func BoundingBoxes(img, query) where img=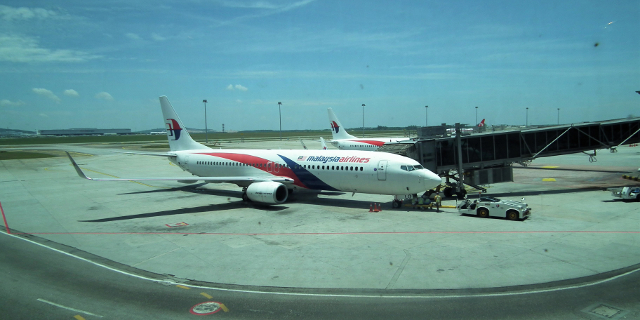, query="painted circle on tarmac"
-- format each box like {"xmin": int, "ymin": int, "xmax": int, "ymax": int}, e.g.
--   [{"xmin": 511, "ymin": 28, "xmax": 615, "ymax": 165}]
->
[{"xmin": 190, "ymin": 301, "xmax": 223, "ymax": 315}]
